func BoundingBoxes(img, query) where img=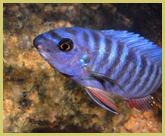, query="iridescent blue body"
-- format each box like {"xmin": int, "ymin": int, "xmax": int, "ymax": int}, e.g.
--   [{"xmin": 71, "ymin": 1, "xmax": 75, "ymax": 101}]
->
[{"xmin": 34, "ymin": 27, "xmax": 162, "ymax": 113}]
